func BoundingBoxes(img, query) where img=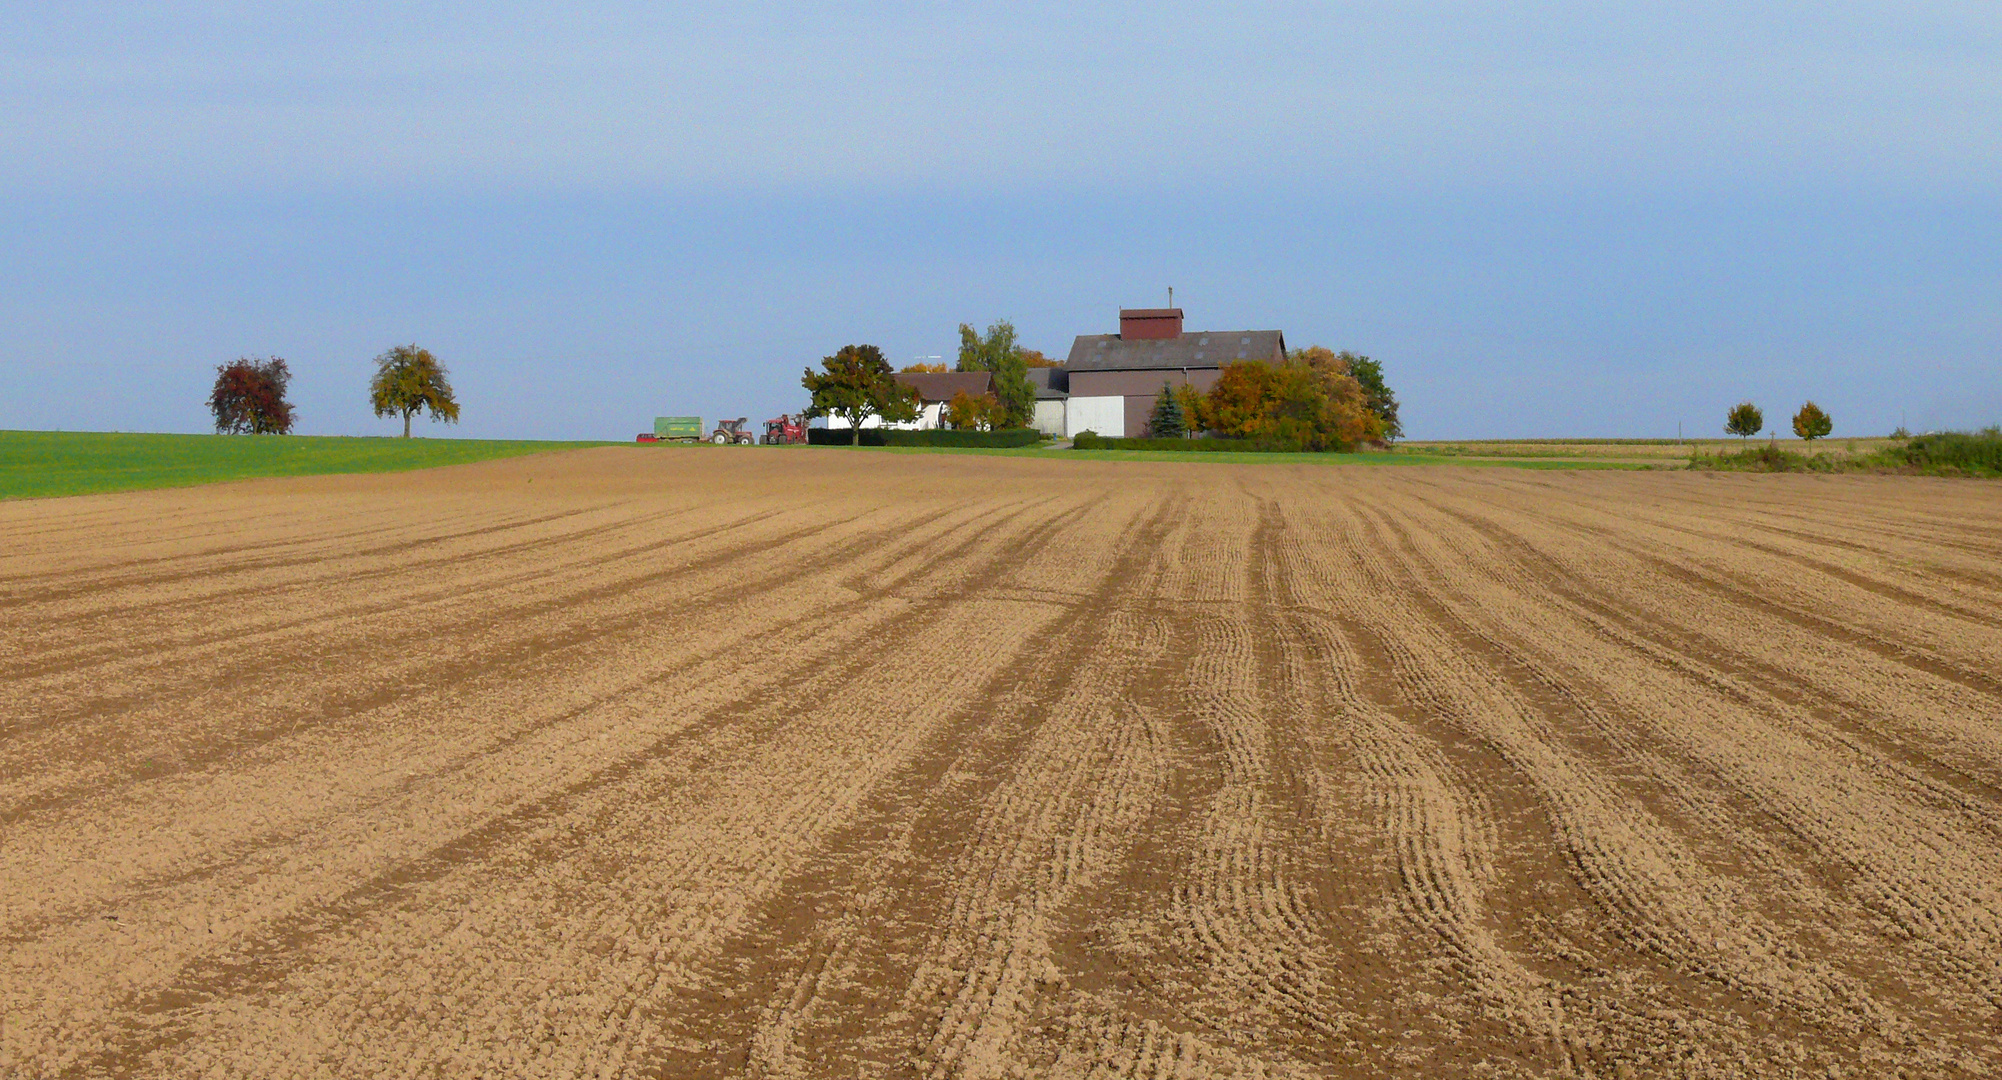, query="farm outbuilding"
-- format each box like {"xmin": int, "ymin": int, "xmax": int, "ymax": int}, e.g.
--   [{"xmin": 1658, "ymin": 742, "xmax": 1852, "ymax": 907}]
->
[
  {"xmin": 1026, "ymin": 367, "xmax": 1068, "ymax": 437},
  {"xmin": 1061, "ymin": 309, "xmax": 1285, "ymax": 437}
]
